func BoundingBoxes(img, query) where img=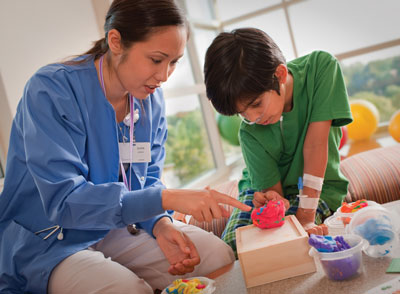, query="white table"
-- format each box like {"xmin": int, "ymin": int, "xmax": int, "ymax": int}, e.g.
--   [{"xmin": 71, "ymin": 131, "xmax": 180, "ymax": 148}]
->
[{"xmin": 211, "ymin": 200, "xmax": 400, "ymax": 294}]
